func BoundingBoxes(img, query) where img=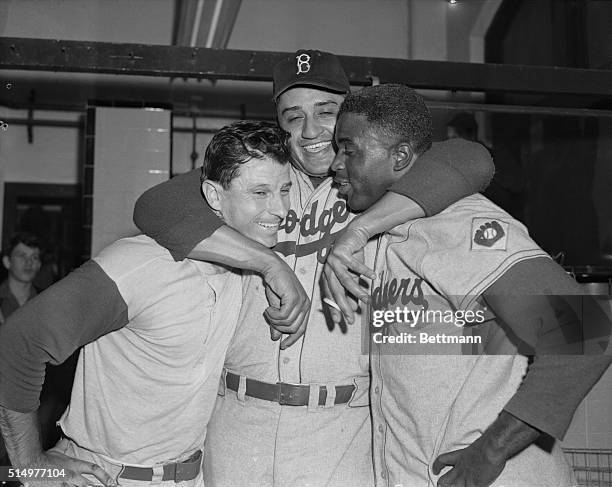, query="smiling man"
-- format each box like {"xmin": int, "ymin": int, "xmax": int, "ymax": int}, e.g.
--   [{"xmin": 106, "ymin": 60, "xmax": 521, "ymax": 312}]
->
[
  {"xmin": 132, "ymin": 50, "xmax": 495, "ymax": 487},
  {"xmin": 330, "ymin": 84, "xmax": 611, "ymax": 487},
  {"xmin": 0, "ymin": 121, "xmax": 292, "ymax": 487}
]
